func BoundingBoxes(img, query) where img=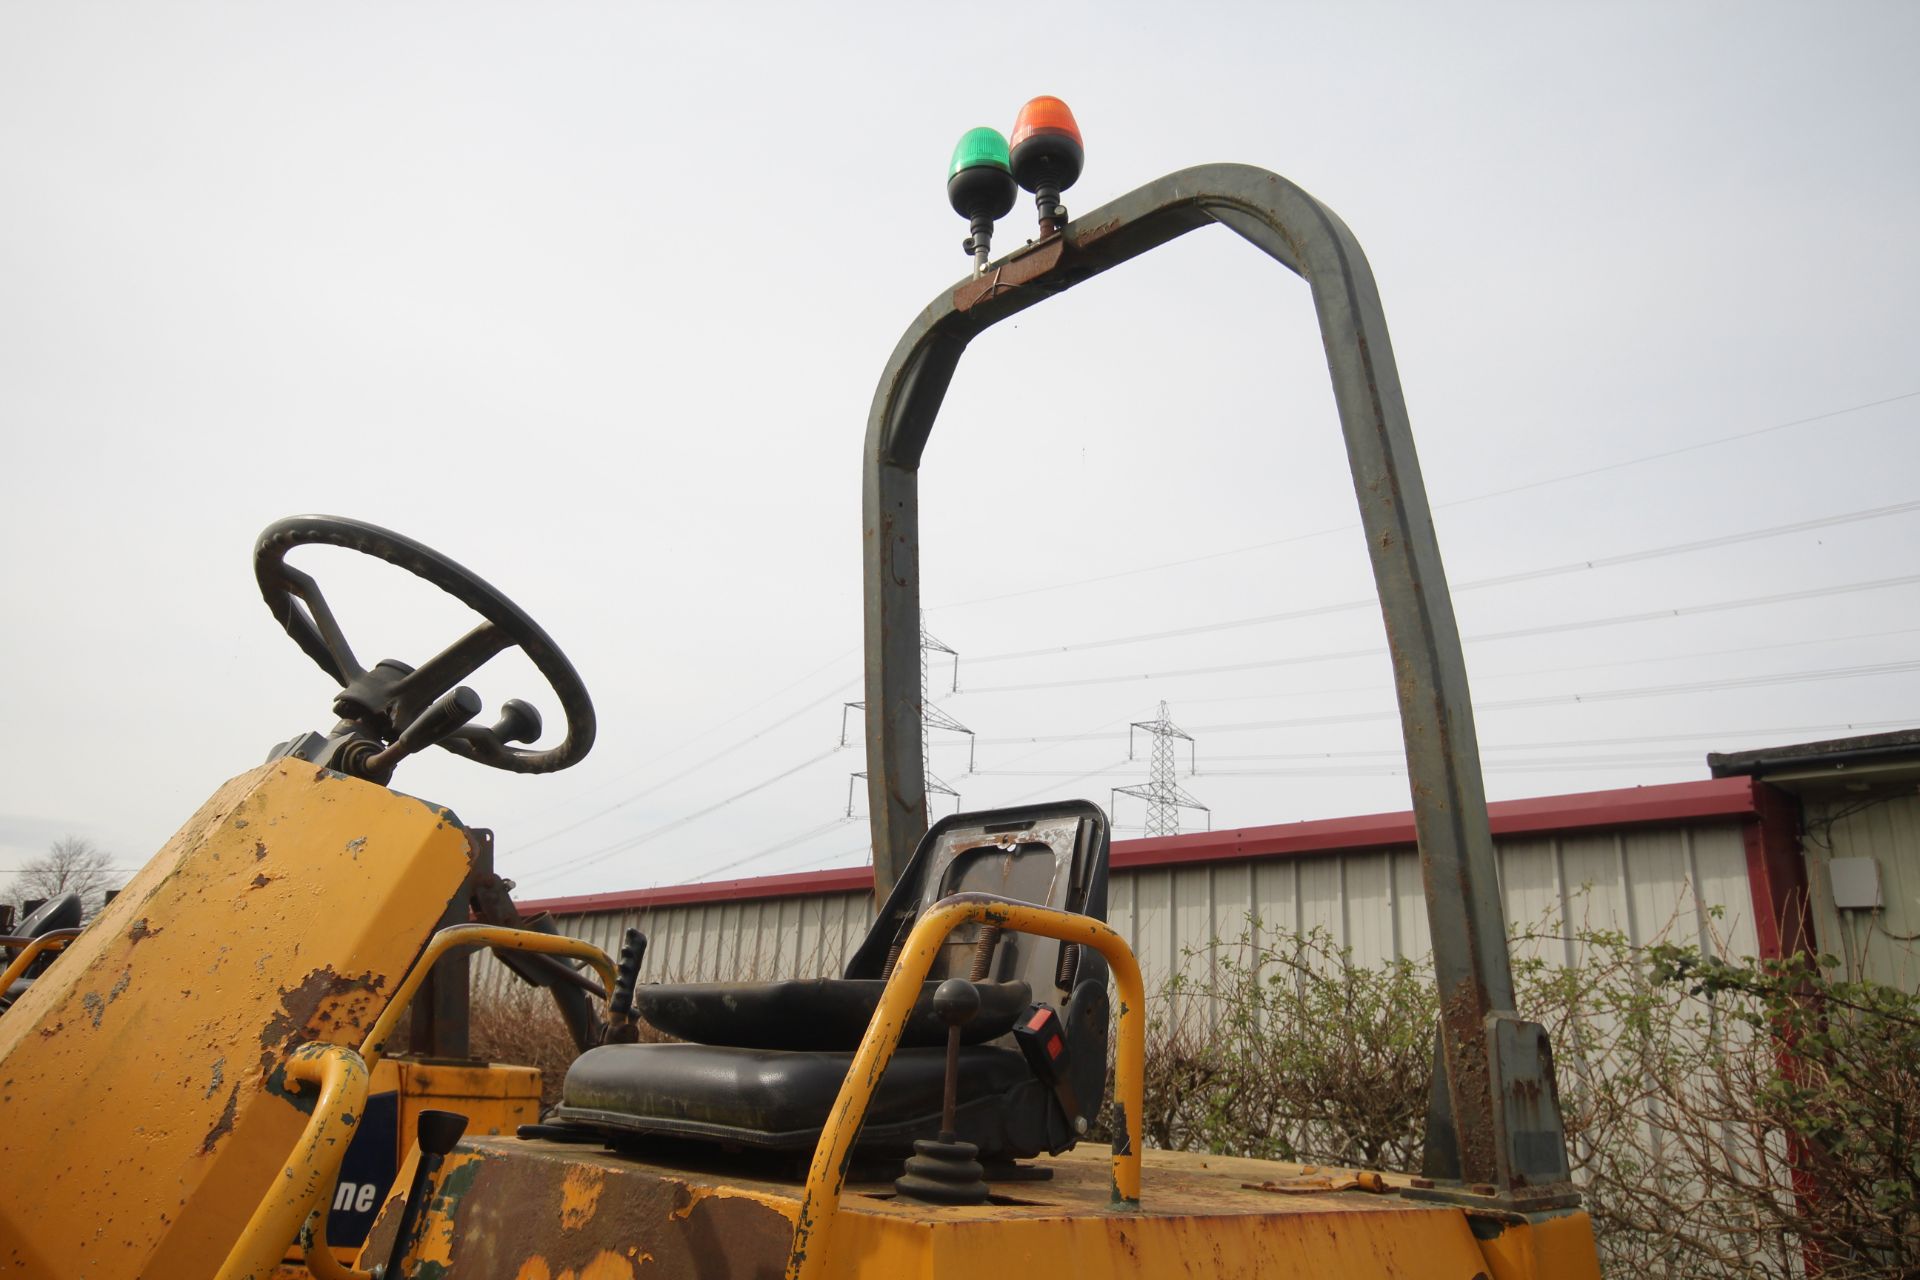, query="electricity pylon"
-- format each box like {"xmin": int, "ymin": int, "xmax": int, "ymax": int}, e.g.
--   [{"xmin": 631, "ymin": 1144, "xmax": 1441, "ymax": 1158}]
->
[
  {"xmin": 1111, "ymin": 701, "xmax": 1208, "ymax": 836},
  {"xmin": 842, "ymin": 628, "xmax": 972, "ymax": 817}
]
